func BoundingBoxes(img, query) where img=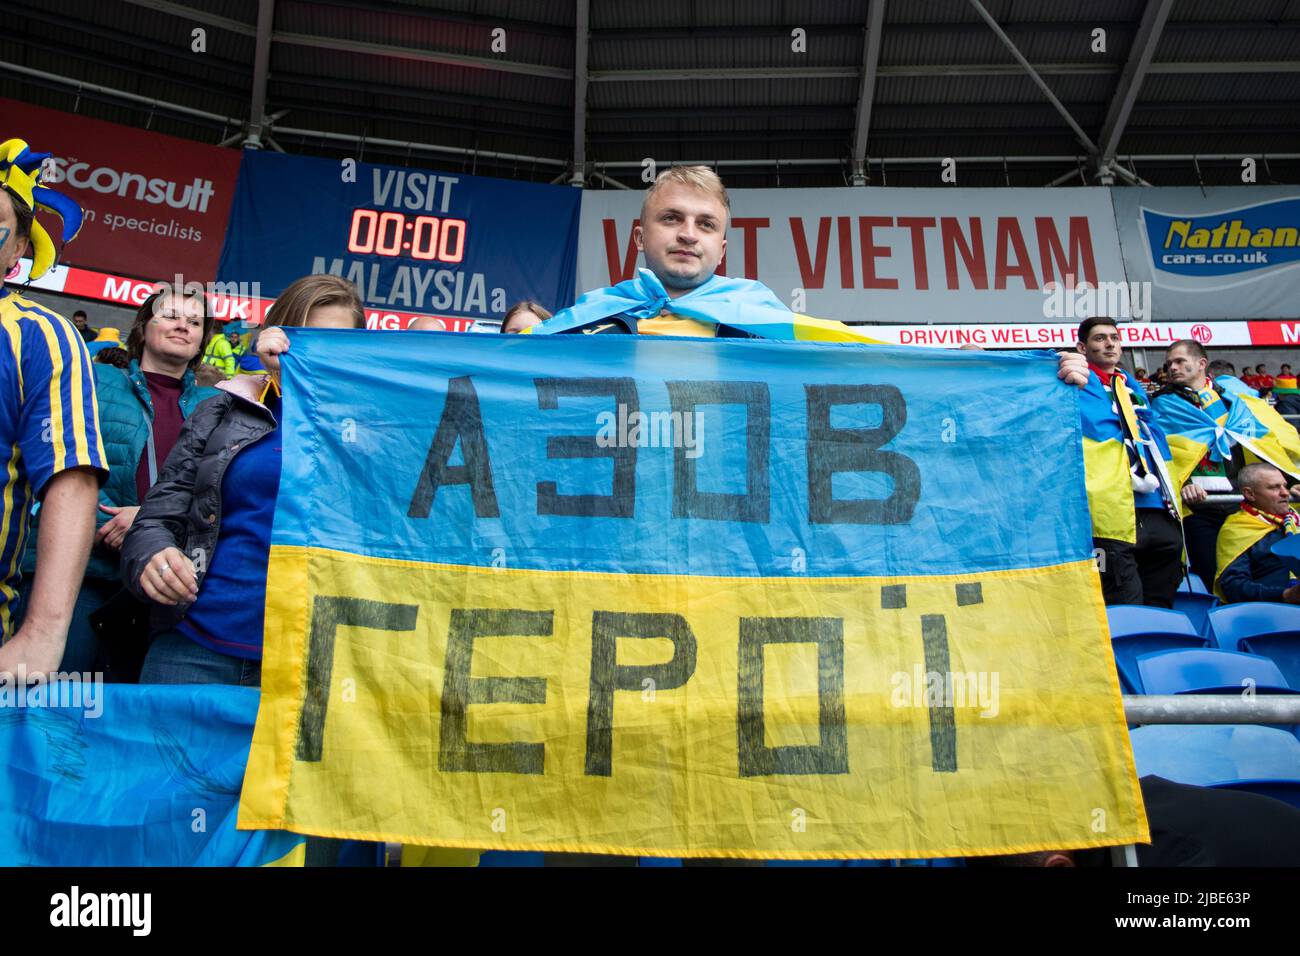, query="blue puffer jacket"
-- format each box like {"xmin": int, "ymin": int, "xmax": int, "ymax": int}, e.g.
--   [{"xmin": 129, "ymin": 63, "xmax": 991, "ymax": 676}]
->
[{"xmin": 23, "ymin": 360, "xmax": 218, "ymax": 582}]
